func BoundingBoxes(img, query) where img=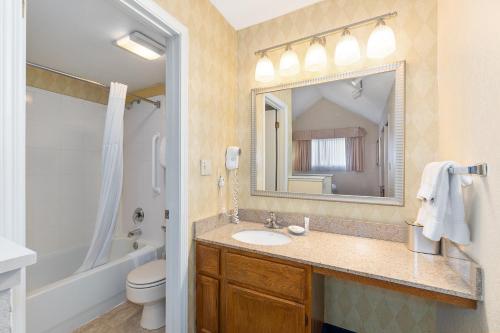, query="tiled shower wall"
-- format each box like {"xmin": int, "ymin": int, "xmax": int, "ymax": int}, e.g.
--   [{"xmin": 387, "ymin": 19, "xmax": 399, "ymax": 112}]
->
[
  {"xmin": 119, "ymin": 94, "xmax": 166, "ymax": 245},
  {"xmin": 26, "ymin": 87, "xmax": 105, "ymax": 258}
]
